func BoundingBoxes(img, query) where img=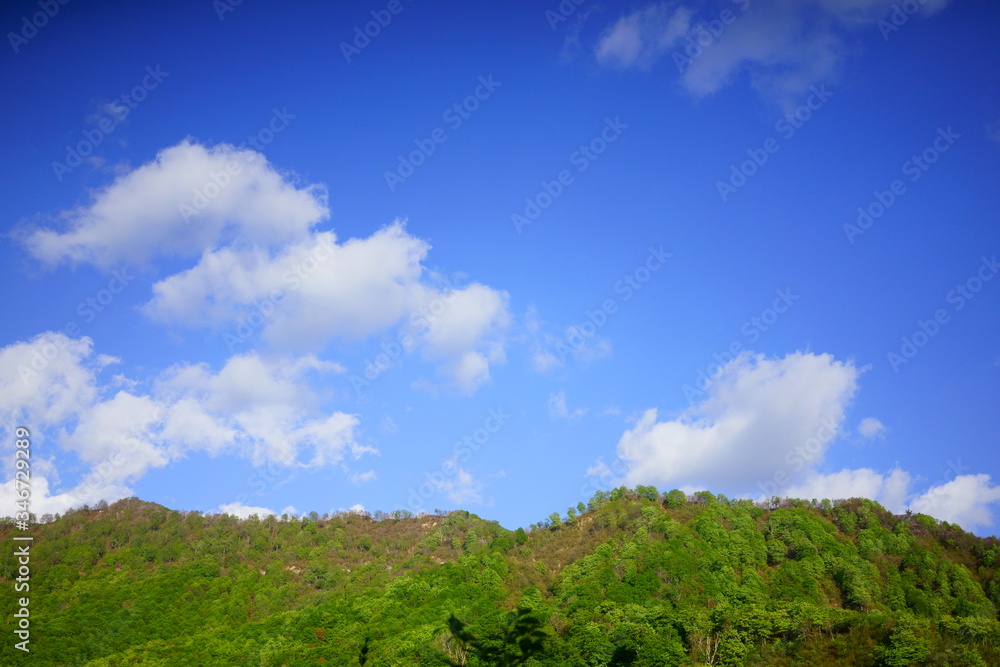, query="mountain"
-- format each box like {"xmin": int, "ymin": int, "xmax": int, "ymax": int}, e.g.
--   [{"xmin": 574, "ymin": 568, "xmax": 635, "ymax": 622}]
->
[{"xmin": 2, "ymin": 489, "xmax": 999, "ymax": 666}]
